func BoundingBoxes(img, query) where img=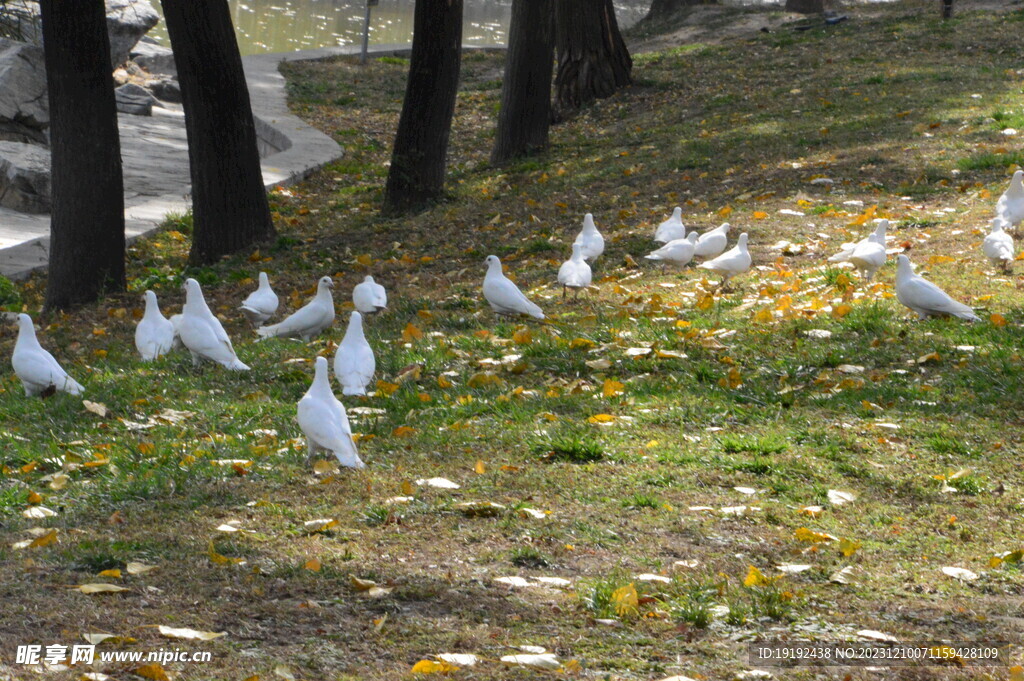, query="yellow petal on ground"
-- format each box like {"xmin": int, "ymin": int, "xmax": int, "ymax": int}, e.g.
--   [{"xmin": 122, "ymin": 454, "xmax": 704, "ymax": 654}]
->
[
  {"xmin": 157, "ymin": 625, "xmax": 226, "ymax": 641},
  {"xmin": 350, "ymin": 575, "xmax": 378, "ymax": 591},
  {"xmin": 410, "ymin": 659, "xmax": 459, "ymax": 674},
  {"xmin": 744, "ymin": 565, "xmax": 771, "ymax": 587},
  {"xmin": 602, "ymin": 379, "xmax": 625, "ymax": 398},
  {"xmin": 794, "ymin": 527, "xmax": 838, "ymax": 543},
  {"xmin": 76, "ymin": 584, "xmax": 129, "ymax": 594},
  {"xmin": 126, "ymin": 562, "xmax": 158, "ymax": 575},
  {"xmin": 133, "ymin": 663, "xmax": 170, "ymax": 681},
  {"xmin": 611, "ymin": 583, "xmax": 638, "ymax": 616}
]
